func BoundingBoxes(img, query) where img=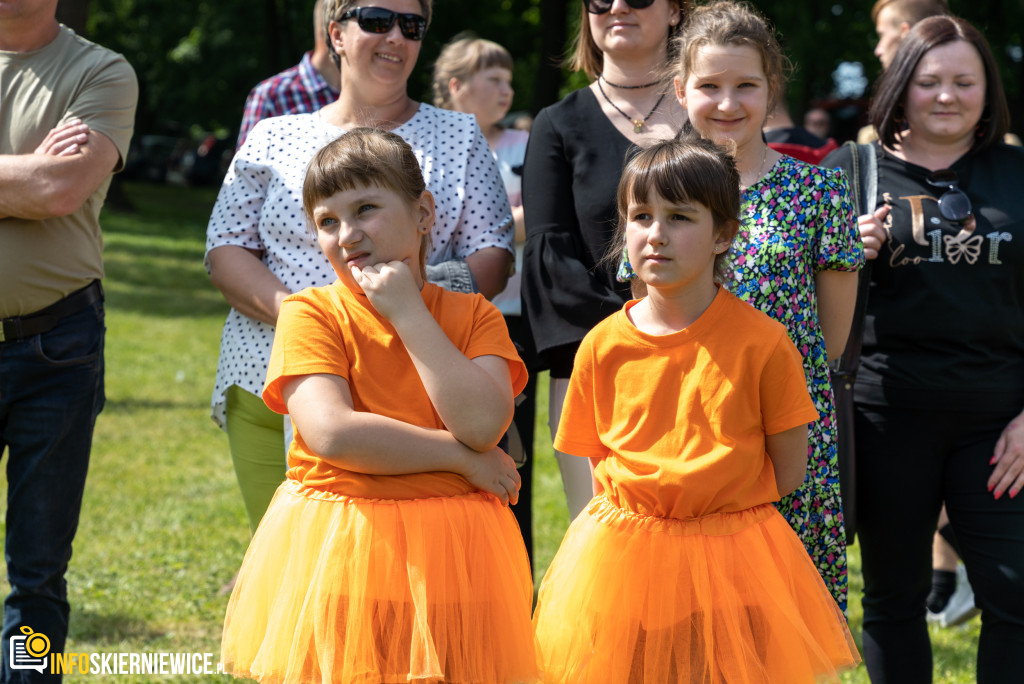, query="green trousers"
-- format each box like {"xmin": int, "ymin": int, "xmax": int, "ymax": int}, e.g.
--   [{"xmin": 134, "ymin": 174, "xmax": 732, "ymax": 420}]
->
[{"xmin": 225, "ymin": 385, "xmax": 287, "ymax": 534}]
